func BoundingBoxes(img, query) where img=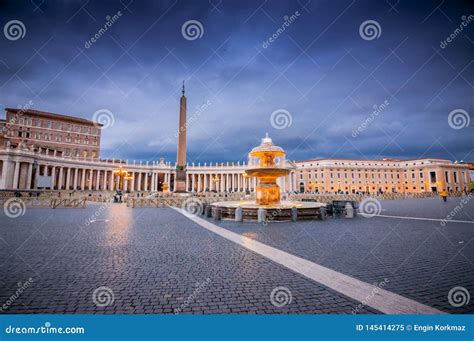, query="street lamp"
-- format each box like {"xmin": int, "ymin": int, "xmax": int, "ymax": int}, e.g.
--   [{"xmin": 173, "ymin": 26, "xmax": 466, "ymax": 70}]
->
[{"xmin": 113, "ymin": 165, "xmax": 132, "ymax": 191}]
